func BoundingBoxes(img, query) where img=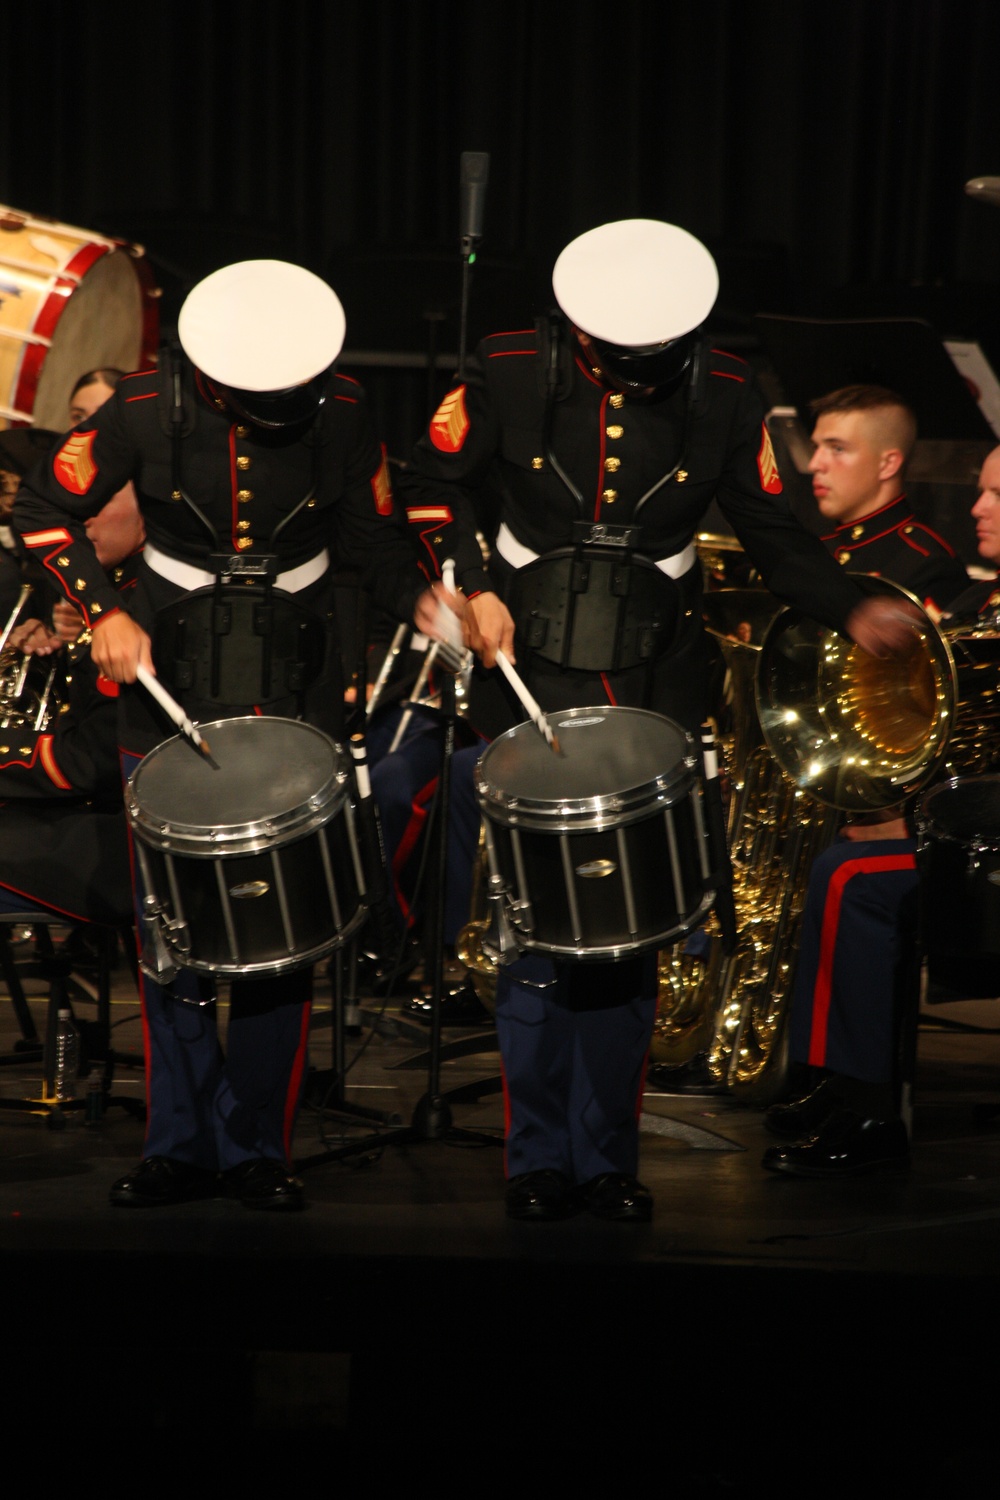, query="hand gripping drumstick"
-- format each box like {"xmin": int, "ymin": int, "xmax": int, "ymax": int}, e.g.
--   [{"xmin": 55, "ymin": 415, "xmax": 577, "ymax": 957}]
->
[
  {"xmin": 136, "ymin": 665, "xmax": 220, "ymax": 769},
  {"xmin": 440, "ymin": 556, "xmax": 560, "ymax": 756}
]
